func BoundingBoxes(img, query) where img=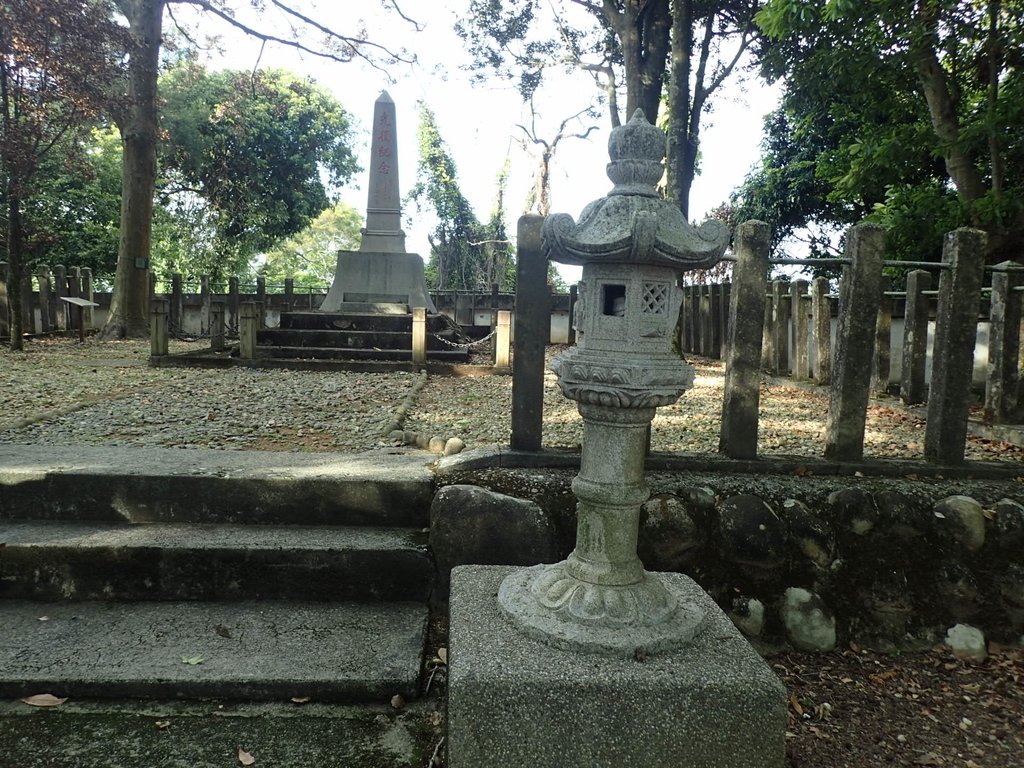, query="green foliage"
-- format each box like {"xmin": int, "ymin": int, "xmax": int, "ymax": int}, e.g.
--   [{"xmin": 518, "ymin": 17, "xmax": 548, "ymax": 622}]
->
[
  {"xmin": 744, "ymin": 0, "xmax": 1024, "ymax": 264},
  {"xmin": 158, "ymin": 64, "xmax": 360, "ymax": 280},
  {"xmin": 408, "ymin": 102, "xmax": 511, "ymax": 291},
  {"xmin": 259, "ymin": 202, "xmax": 363, "ymax": 288}
]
